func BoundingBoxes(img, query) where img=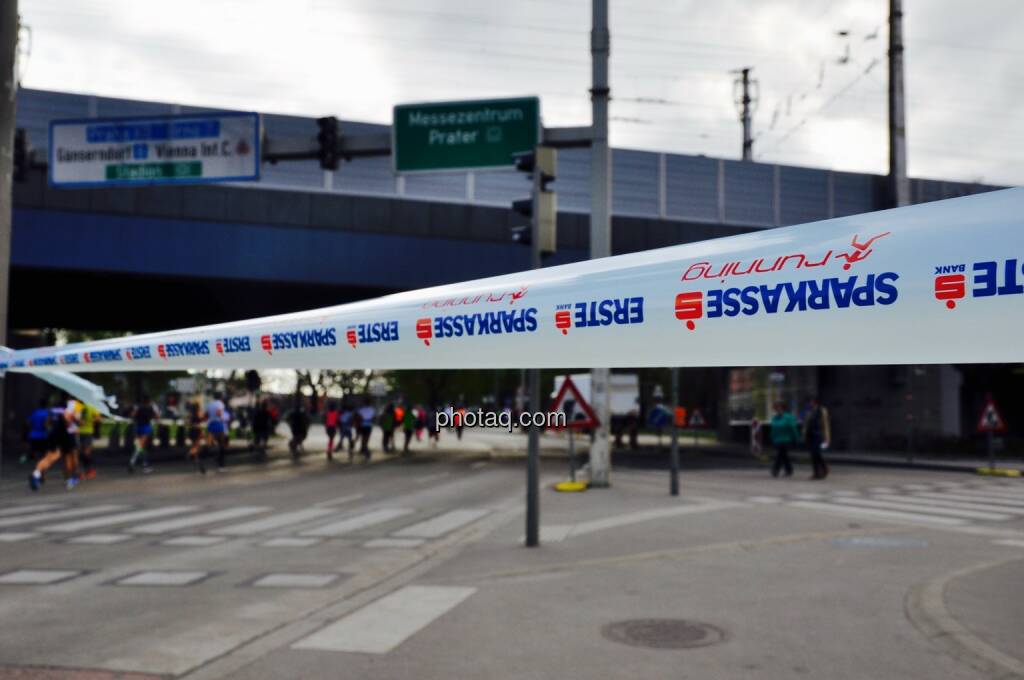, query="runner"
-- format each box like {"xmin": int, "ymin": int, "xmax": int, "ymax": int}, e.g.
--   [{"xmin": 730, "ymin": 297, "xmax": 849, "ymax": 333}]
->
[
  {"xmin": 62, "ymin": 398, "xmax": 83, "ymax": 489},
  {"xmin": 185, "ymin": 401, "xmax": 207, "ymax": 474},
  {"xmin": 251, "ymin": 399, "xmax": 272, "ymax": 458},
  {"xmin": 77, "ymin": 400, "xmax": 101, "ymax": 480},
  {"xmin": 205, "ymin": 392, "xmax": 229, "ymax": 471},
  {"xmin": 324, "ymin": 401, "xmax": 340, "ymax": 460},
  {"xmin": 128, "ymin": 395, "xmax": 159, "ymax": 474},
  {"xmin": 23, "ymin": 398, "xmax": 50, "ymax": 467},
  {"xmin": 28, "ymin": 397, "xmax": 76, "ymax": 492},
  {"xmin": 356, "ymin": 400, "xmax": 375, "ymax": 460},
  {"xmin": 338, "ymin": 402, "xmax": 355, "ymax": 462}
]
